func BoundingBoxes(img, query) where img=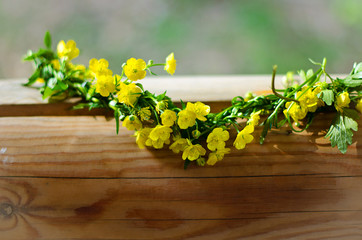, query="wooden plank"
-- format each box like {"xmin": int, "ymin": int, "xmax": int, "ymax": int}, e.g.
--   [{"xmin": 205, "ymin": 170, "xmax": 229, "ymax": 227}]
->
[
  {"xmin": 1, "ymin": 76, "xmax": 361, "ymax": 239},
  {"xmin": 0, "ymin": 76, "xmax": 278, "ymax": 116},
  {"xmin": 0, "ymin": 115, "xmax": 361, "ymax": 178},
  {"xmin": 1, "ymin": 175, "xmax": 362, "ymax": 239}
]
